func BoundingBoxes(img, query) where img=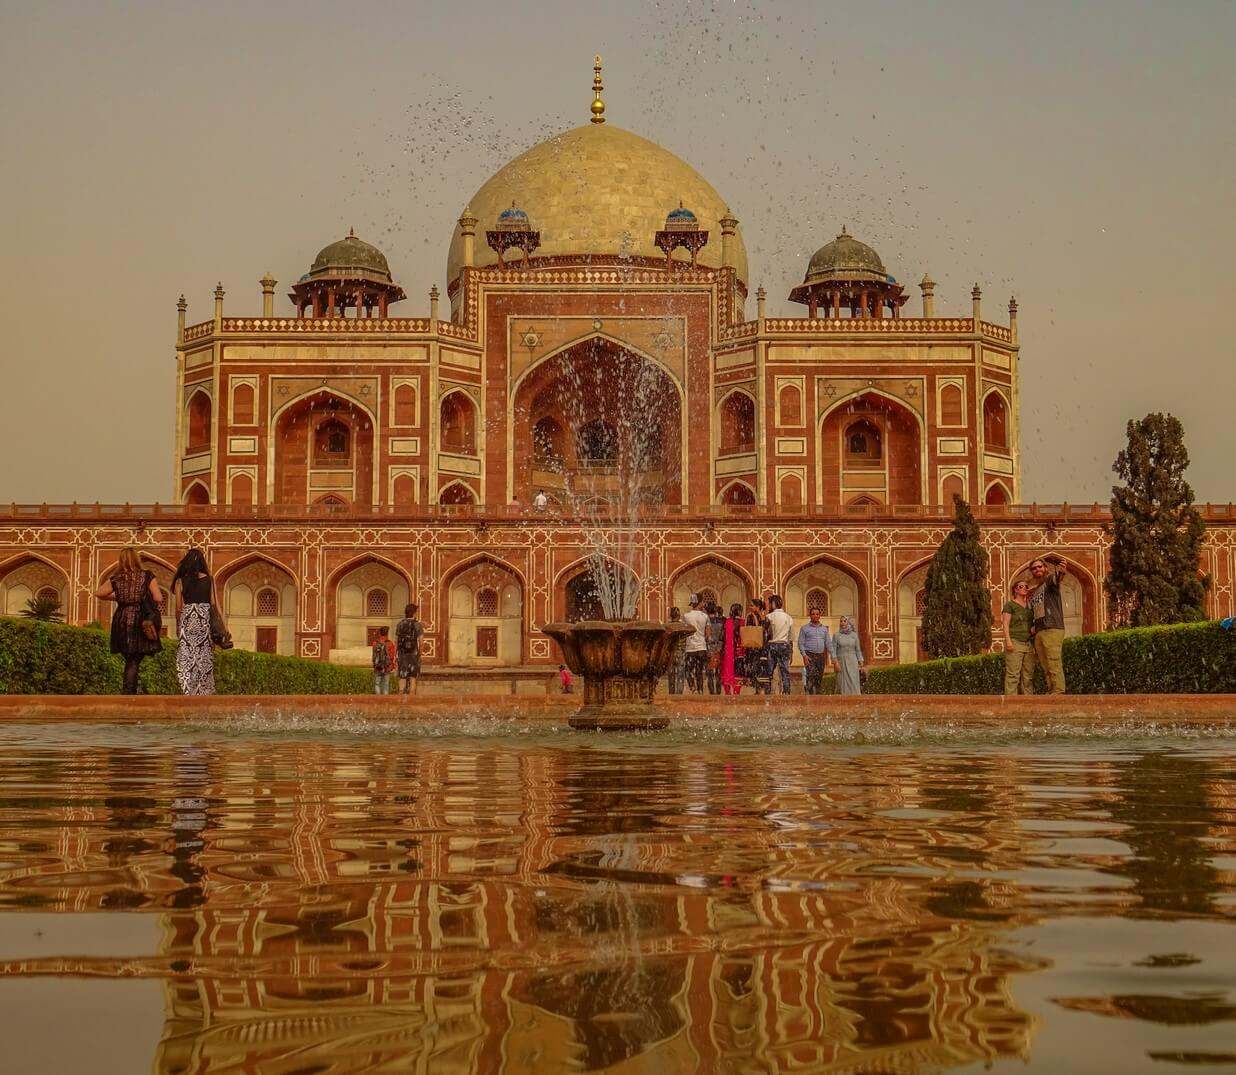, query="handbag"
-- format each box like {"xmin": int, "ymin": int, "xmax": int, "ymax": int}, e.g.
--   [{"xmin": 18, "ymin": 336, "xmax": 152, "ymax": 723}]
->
[
  {"xmin": 139, "ymin": 573, "xmax": 161, "ymax": 642},
  {"xmin": 740, "ymin": 624, "xmax": 765, "ymax": 650},
  {"xmin": 209, "ymin": 605, "xmax": 233, "ymax": 649}
]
